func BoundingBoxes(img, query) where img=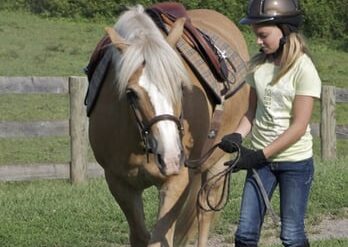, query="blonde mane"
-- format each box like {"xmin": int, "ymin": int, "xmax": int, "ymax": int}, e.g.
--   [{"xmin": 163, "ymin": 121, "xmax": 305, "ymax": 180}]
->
[{"xmin": 114, "ymin": 5, "xmax": 191, "ymax": 104}]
